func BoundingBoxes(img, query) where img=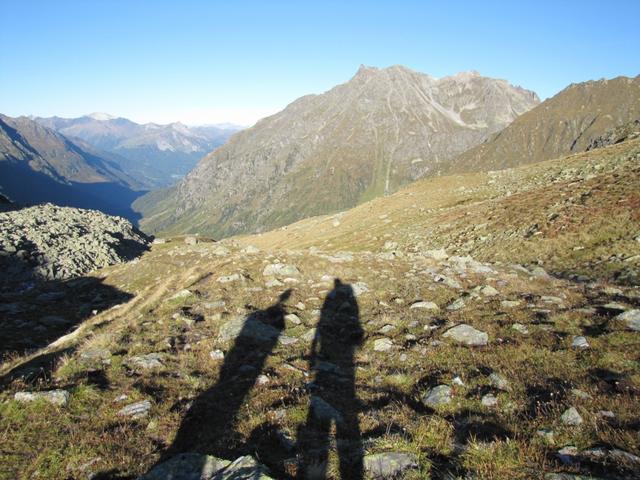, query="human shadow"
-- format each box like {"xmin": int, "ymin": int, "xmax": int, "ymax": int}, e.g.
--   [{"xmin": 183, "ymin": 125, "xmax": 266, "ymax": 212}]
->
[
  {"xmin": 297, "ymin": 279, "xmax": 364, "ymax": 479},
  {"xmin": 162, "ymin": 289, "xmax": 292, "ymax": 458}
]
